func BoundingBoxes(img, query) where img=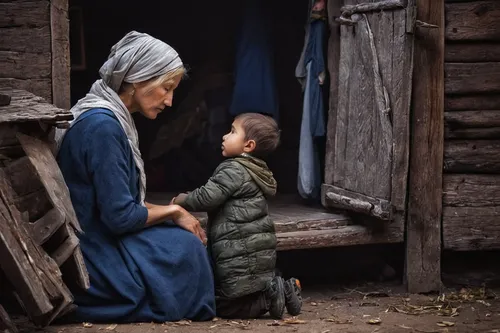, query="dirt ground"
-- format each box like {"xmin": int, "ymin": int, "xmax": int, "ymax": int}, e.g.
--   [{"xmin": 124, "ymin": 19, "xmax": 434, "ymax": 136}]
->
[{"xmin": 15, "ymin": 283, "xmax": 500, "ymax": 333}]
